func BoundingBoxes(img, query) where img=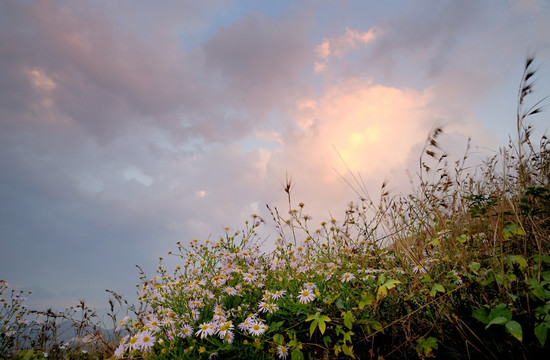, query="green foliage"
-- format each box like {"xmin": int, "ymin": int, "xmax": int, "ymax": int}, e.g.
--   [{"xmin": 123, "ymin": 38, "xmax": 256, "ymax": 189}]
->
[{"xmin": 305, "ymin": 312, "xmax": 331, "ymax": 337}]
